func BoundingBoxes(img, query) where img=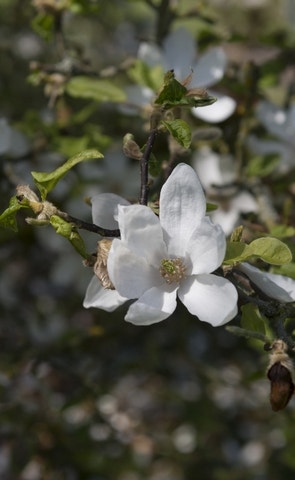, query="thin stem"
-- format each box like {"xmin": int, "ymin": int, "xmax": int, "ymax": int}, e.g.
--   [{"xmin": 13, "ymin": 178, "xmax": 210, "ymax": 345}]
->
[
  {"xmin": 140, "ymin": 128, "xmax": 158, "ymax": 205},
  {"xmin": 58, "ymin": 211, "xmax": 120, "ymax": 237}
]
